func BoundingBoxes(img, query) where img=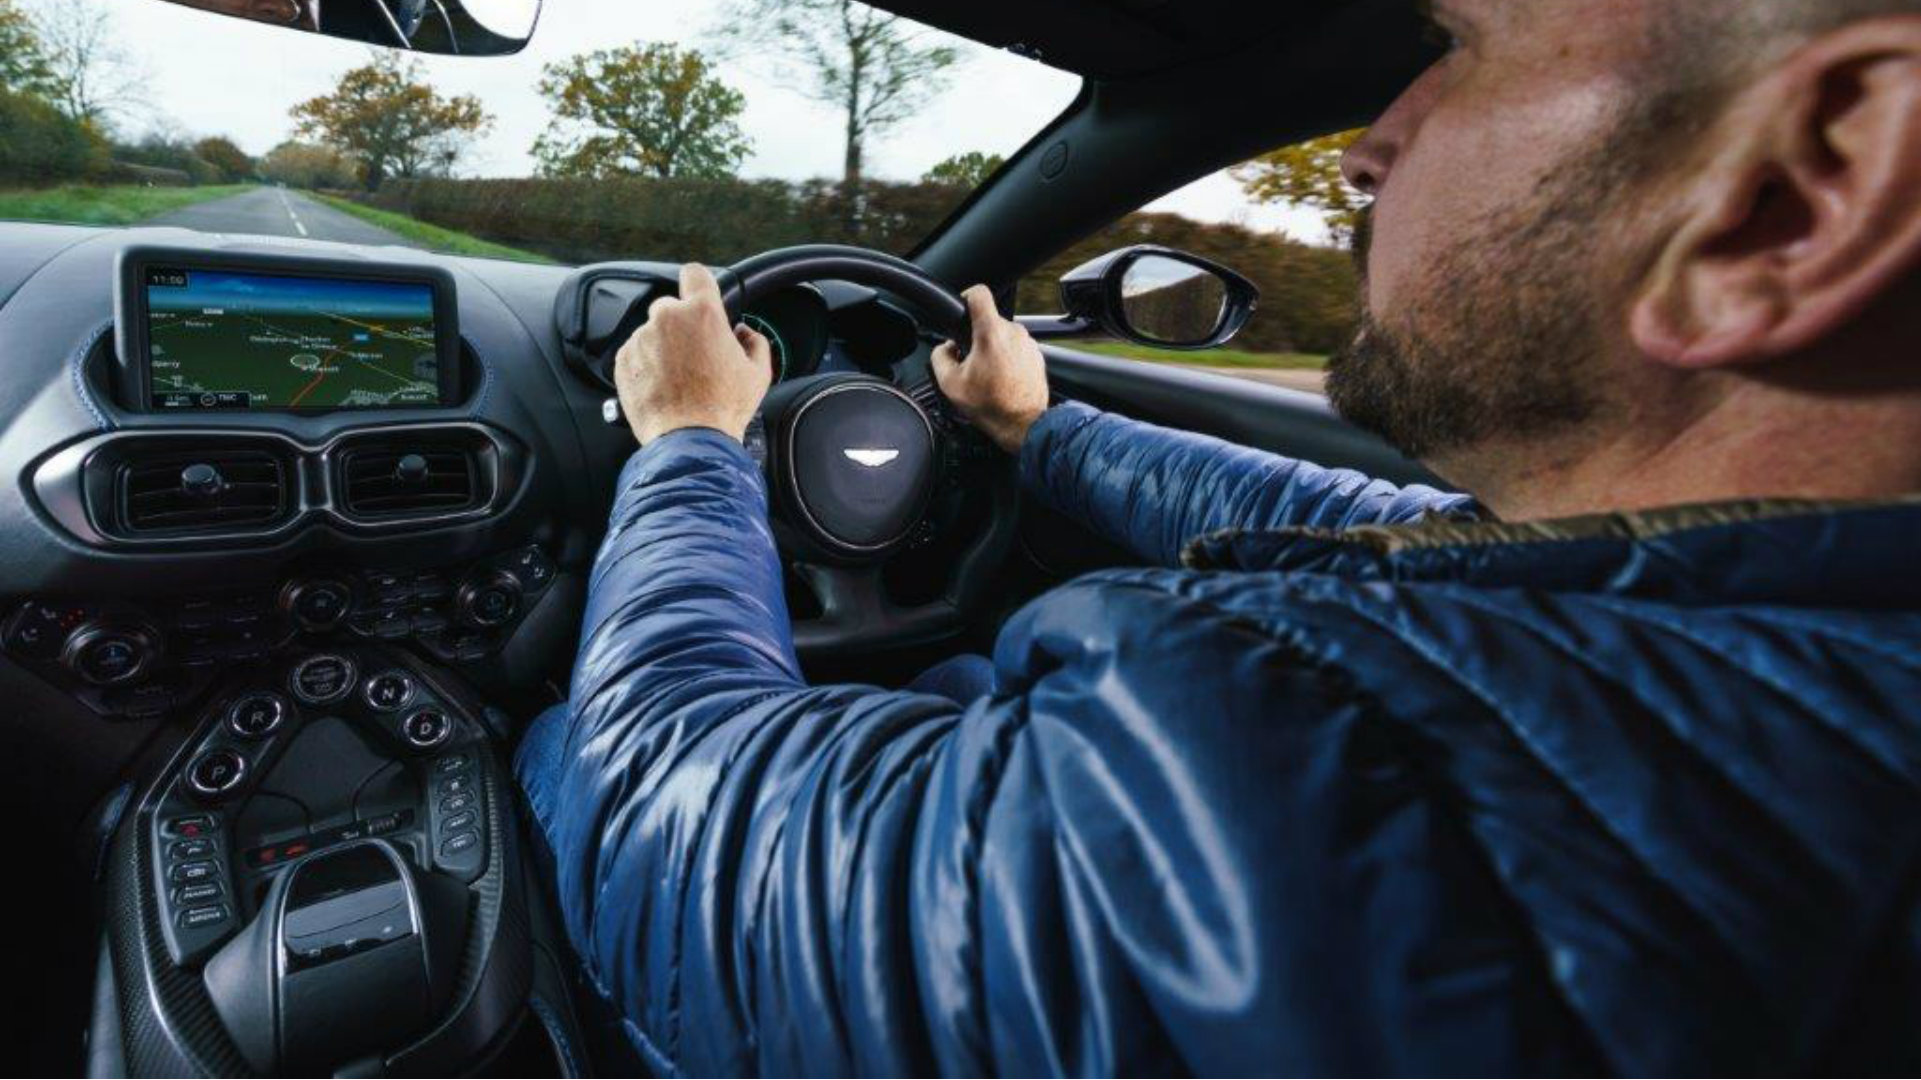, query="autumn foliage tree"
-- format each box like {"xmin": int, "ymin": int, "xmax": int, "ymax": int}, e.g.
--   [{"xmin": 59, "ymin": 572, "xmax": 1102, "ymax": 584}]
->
[
  {"xmin": 292, "ymin": 53, "xmax": 490, "ymax": 191},
  {"xmin": 922, "ymin": 150, "xmax": 1002, "ymax": 188},
  {"xmin": 261, "ymin": 140, "xmax": 357, "ymax": 189},
  {"xmin": 1233, "ymin": 129, "xmax": 1368, "ymax": 242},
  {"xmin": 0, "ymin": 0, "xmax": 55, "ymax": 96},
  {"xmin": 194, "ymin": 135, "xmax": 254, "ymax": 182},
  {"xmin": 534, "ymin": 44, "xmax": 749, "ymax": 180}
]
